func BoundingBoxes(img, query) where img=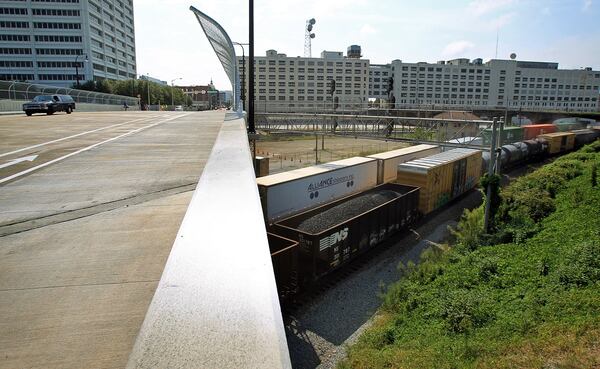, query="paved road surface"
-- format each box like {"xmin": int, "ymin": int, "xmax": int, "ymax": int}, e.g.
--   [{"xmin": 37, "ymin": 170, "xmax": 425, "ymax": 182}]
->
[{"xmin": 0, "ymin": 111, "xmax": 225, "ymax": 368}]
